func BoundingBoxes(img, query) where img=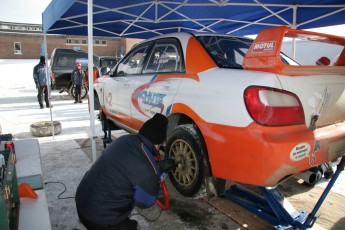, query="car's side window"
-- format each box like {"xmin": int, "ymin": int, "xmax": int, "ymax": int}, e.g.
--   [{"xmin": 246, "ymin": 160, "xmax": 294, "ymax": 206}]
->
[
  {"xmin": 115, "ymin": 44, "xmax": 151, "ymax": 75},
  {"xmin": 143, "ymin": 39, "xmax": 184, "ymax": 74}
]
